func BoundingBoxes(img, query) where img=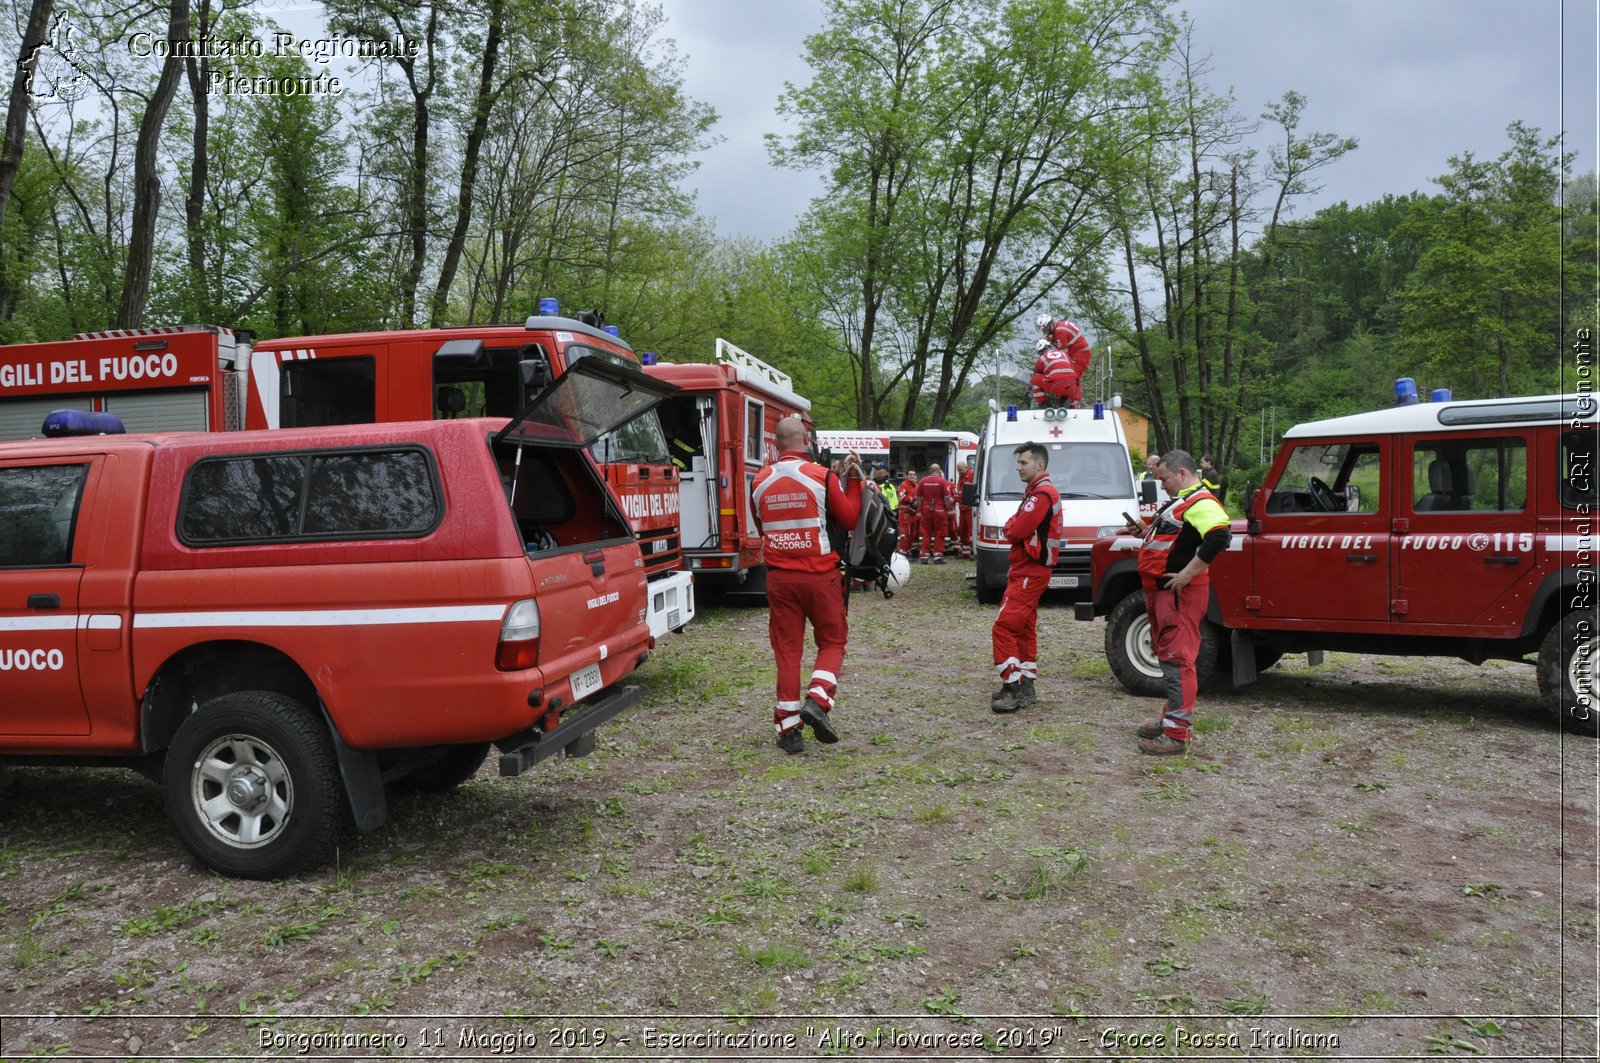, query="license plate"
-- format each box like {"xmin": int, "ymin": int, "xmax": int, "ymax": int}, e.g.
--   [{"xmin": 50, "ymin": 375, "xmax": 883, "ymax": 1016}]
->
[
  {"xmin": 570, "ymin": 662, "xmax": 603, "ymax": 702},
  {"xmin": 1048, "ymin": 575, "xmax": 1079, "ymax": 589}
]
